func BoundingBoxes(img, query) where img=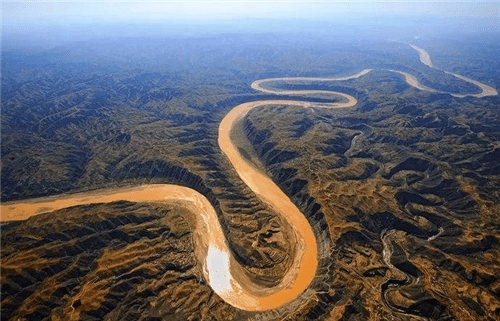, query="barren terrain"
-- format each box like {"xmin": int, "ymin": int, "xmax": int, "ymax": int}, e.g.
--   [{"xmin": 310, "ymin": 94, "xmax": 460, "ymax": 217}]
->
[{"xmin": 2, "ymin": 35, "xmax": 500, "ymax": 320}]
